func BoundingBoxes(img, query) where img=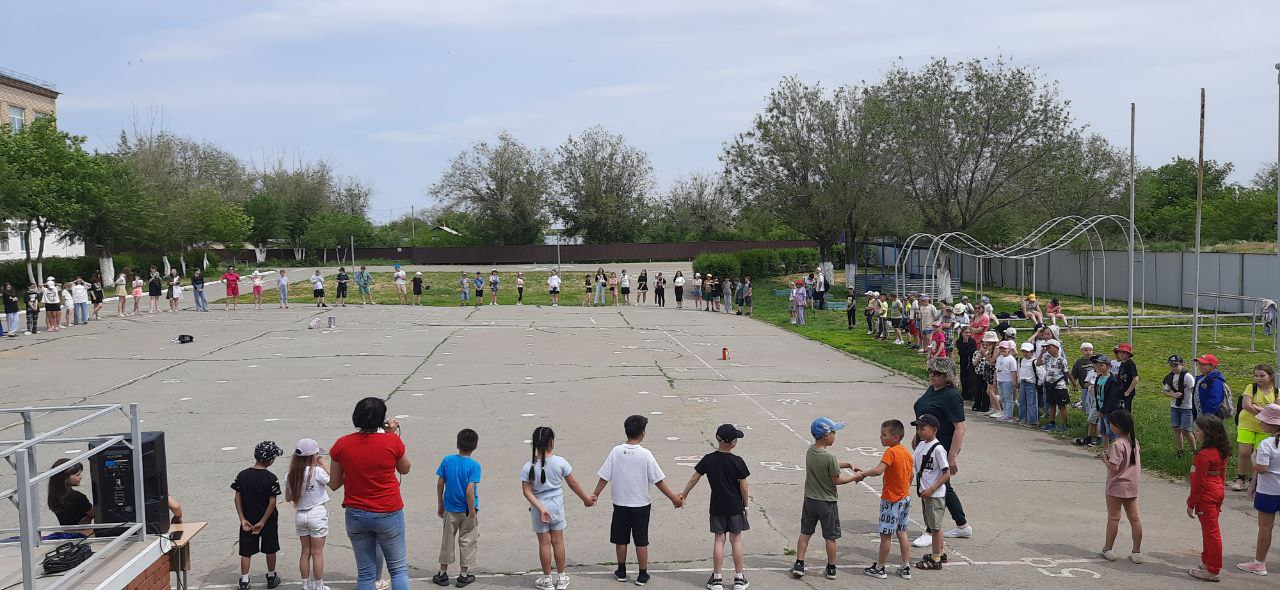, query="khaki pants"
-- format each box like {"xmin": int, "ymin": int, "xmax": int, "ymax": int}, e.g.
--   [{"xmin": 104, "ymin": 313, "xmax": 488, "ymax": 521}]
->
[{"xmin": 438, "ymin": 512, "xmax": 478, "ymax": 568}]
